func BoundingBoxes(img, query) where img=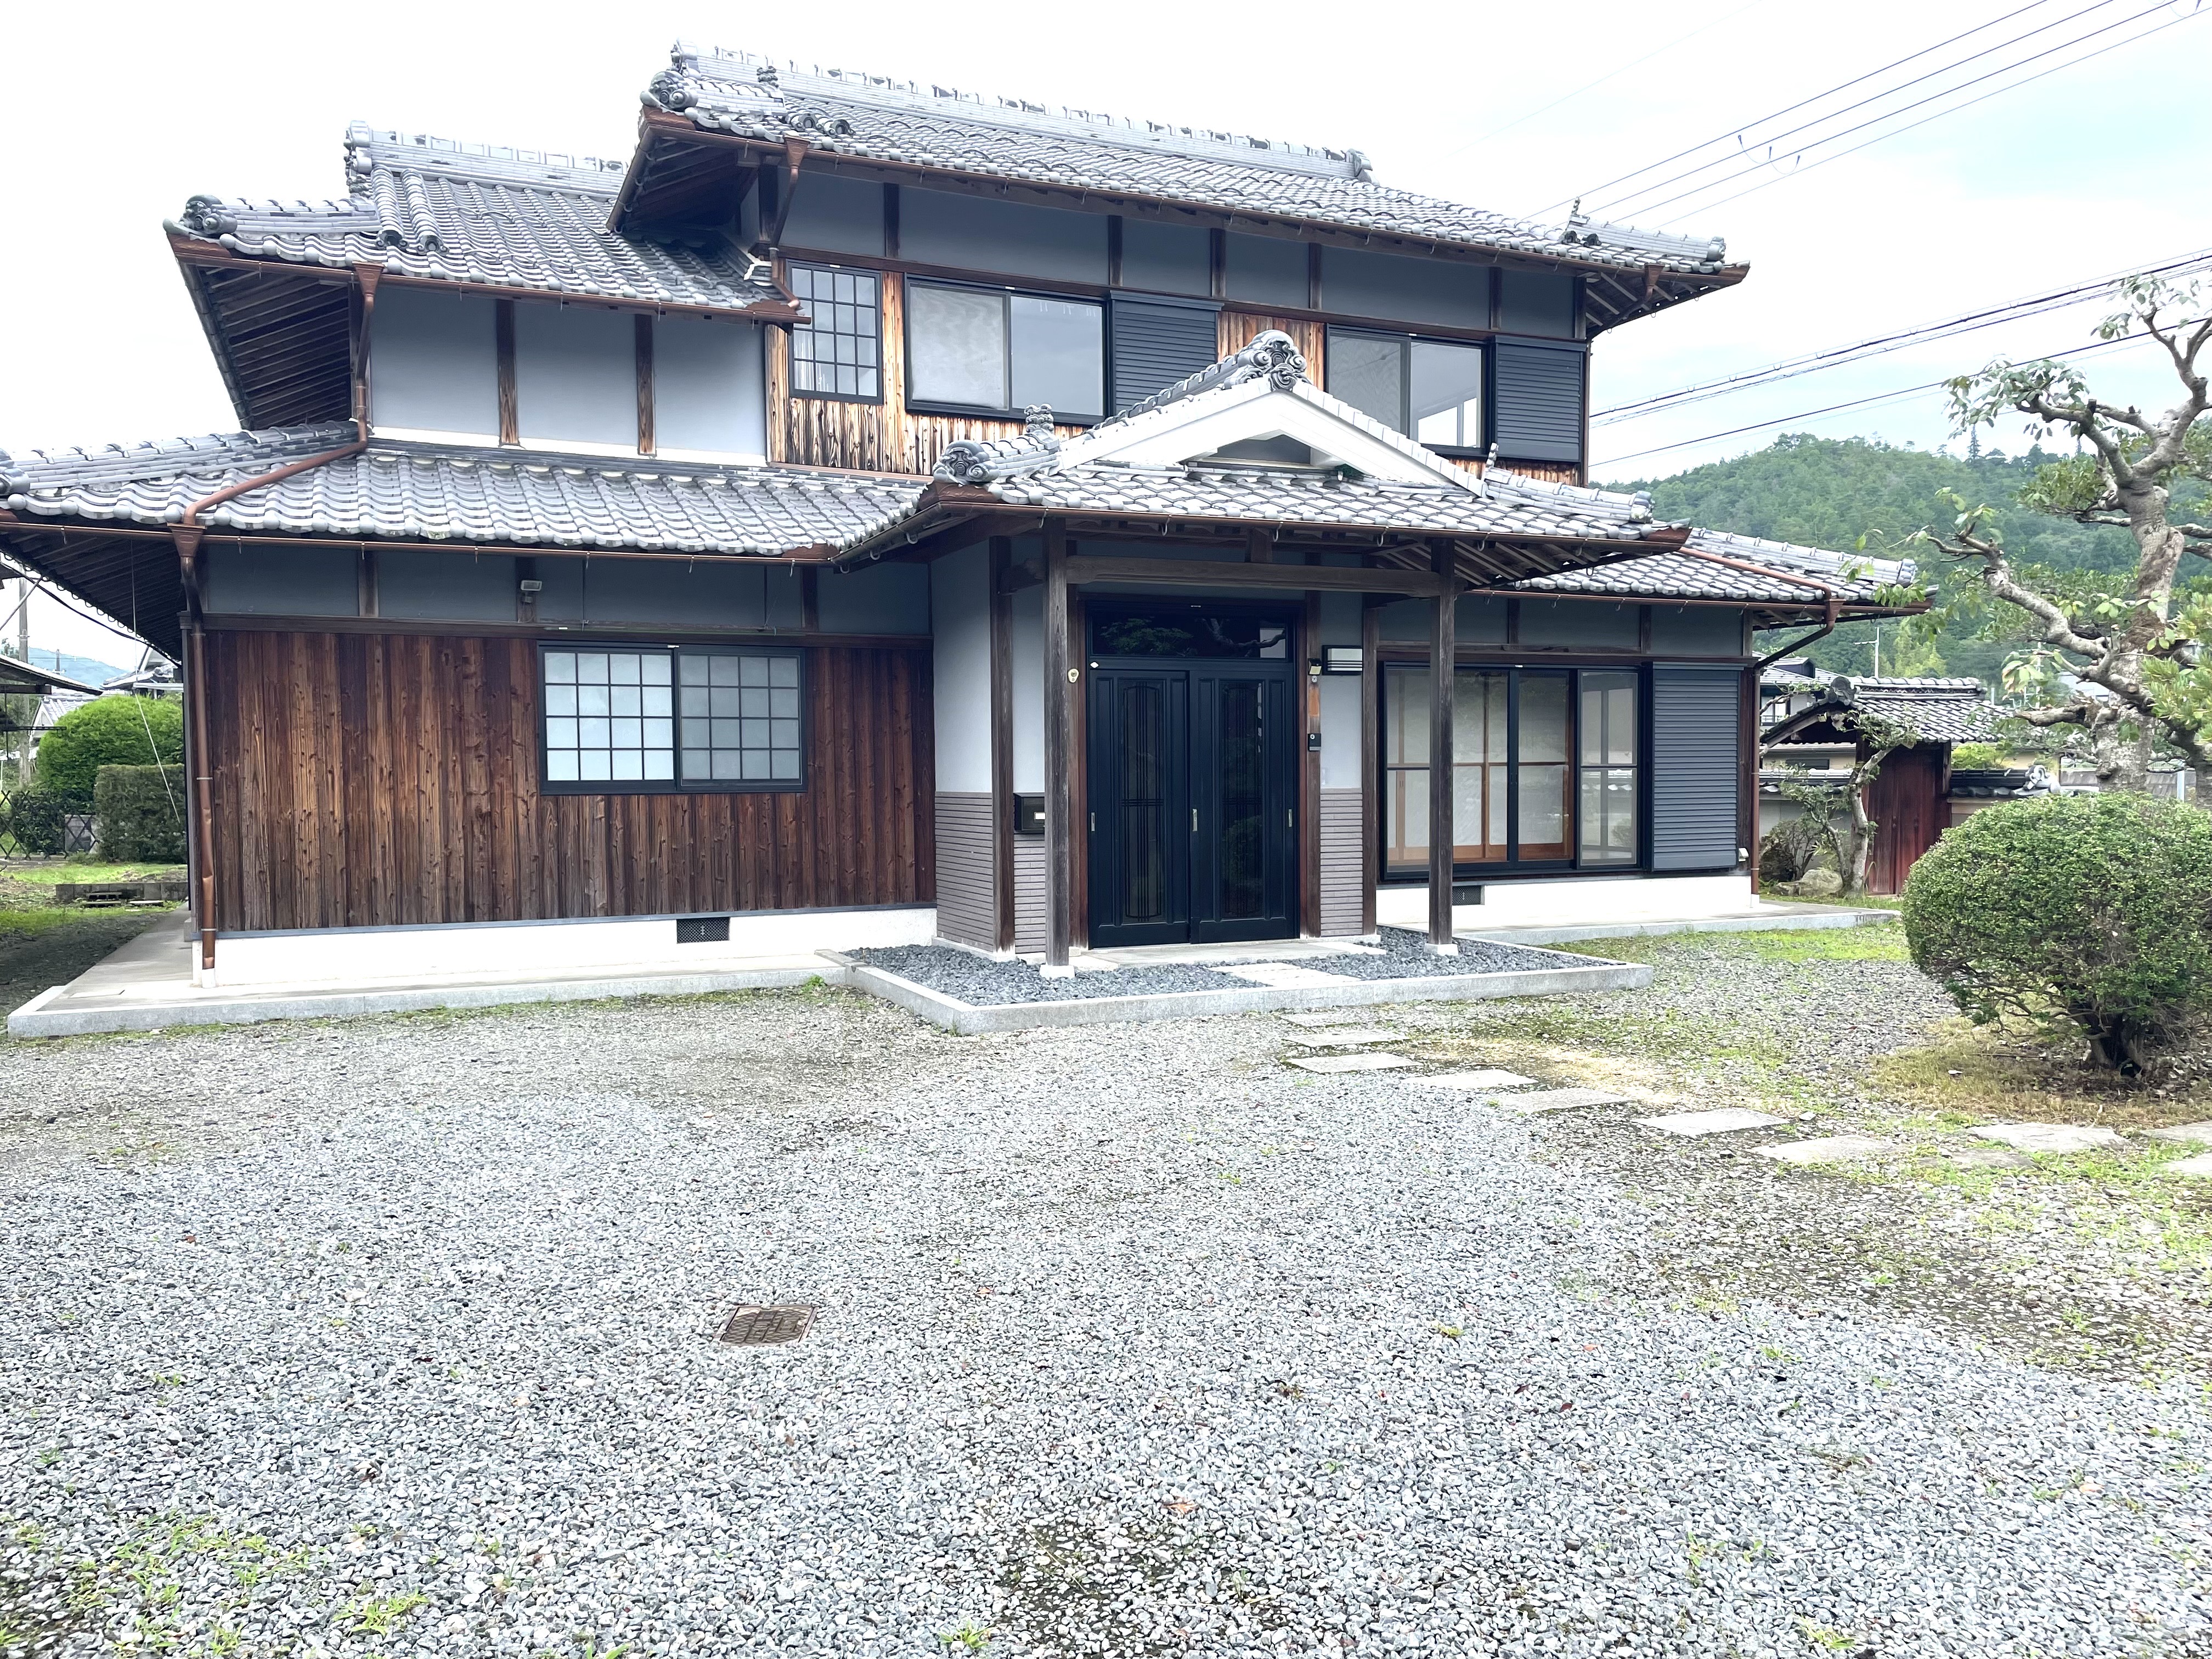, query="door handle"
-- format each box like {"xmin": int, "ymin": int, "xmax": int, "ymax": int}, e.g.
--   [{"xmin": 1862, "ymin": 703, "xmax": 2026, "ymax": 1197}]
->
[{"xmin": 1191, "ymin": 808, "xmax": 1199, "ymax": 833}]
